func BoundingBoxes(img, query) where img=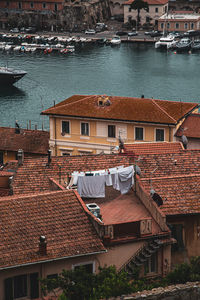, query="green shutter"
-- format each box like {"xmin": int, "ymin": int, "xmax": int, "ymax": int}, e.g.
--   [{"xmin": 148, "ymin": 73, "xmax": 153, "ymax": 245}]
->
[
  {"xmin": 30, "ymin": 273, "xmax": 39, "ymax": 299},
  {"xmin": 4, "ymin": 278, "xmax": 13, "ymax": 300}
]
